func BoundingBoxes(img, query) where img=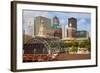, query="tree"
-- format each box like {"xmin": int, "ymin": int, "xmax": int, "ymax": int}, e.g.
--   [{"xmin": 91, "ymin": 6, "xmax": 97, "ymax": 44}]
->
[
  {"xmin": 65, "ymin": 42, "xmax": 72, "ymax": 47},
  {"xmin": 69, "ymin": 46, "xmax": 78, "ymax": 53},
  {"xmin": 79, "ymin": 39, "xmax": 91, "ymax": 51},
  {"xmin": 64, "ymin": 40, "xmax": 78, "ymax": 53},
  {"xmin": 72, "ymin": 41, "xmax": 78, "ymax": 47},
  {"xmin": 65, "ymin": 40, "xmax": 78, "ymax": 47},
  {"xmin": 60, "ymin": 41, "xmax": 67, "ymax": 48}
]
